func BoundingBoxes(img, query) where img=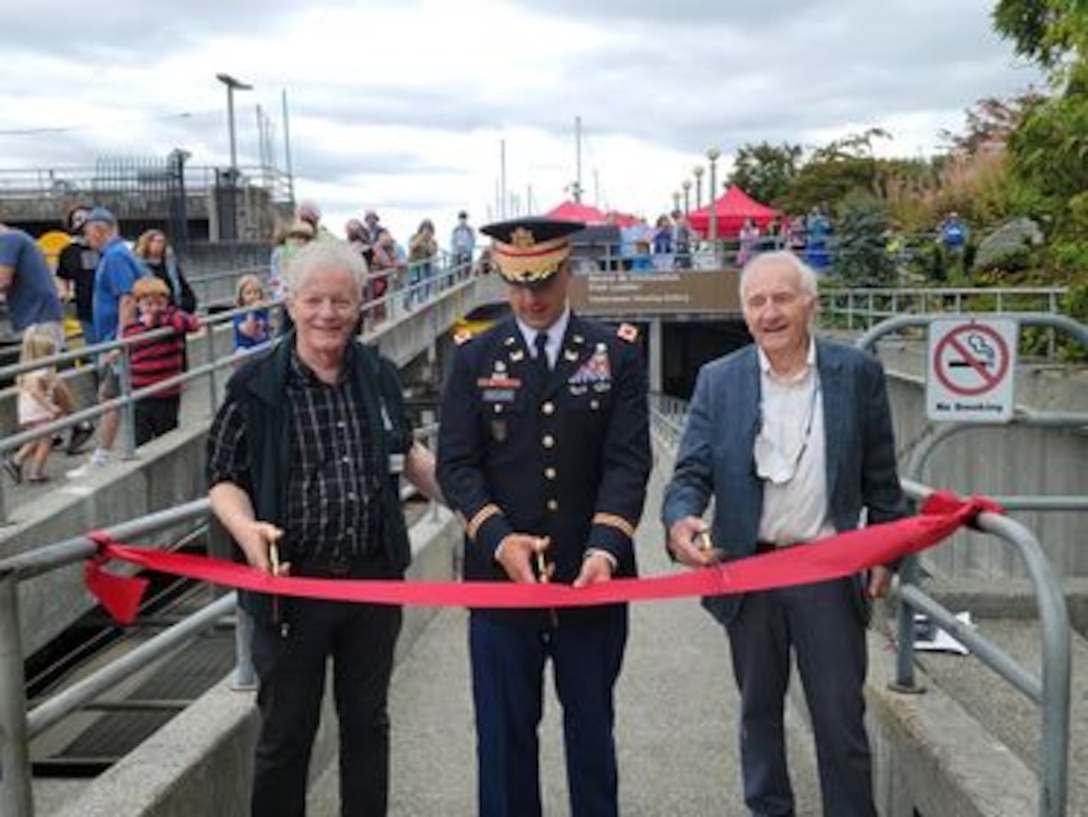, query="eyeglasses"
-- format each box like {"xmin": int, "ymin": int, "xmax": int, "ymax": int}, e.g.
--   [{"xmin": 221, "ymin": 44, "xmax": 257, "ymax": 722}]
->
[{"xmin": 753, "ymin": 378, "xmax": 819, "ymax": 485}]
